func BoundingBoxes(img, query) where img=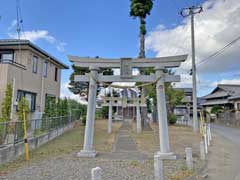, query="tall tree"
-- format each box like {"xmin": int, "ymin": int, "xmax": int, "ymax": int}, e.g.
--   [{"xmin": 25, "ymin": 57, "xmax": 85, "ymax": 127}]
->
[{"xmin": 130, "ymin": 0, "xmax": 154, "ymax": 58}]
